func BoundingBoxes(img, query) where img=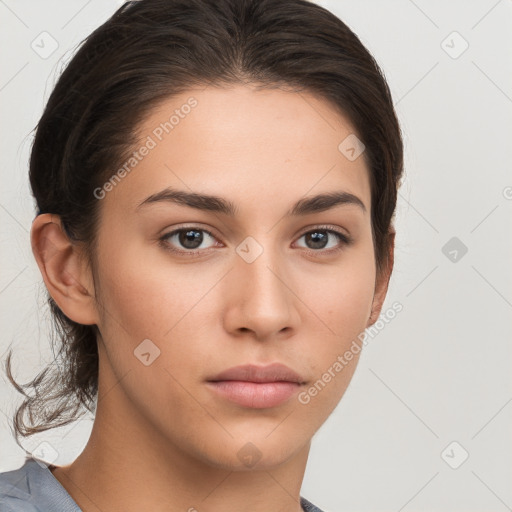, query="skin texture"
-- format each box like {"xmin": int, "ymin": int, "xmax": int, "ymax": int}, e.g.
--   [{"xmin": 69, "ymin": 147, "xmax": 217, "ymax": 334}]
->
[{"xmin": 31, "ymin": 84, "xmax": 394, "ymax": 512}]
